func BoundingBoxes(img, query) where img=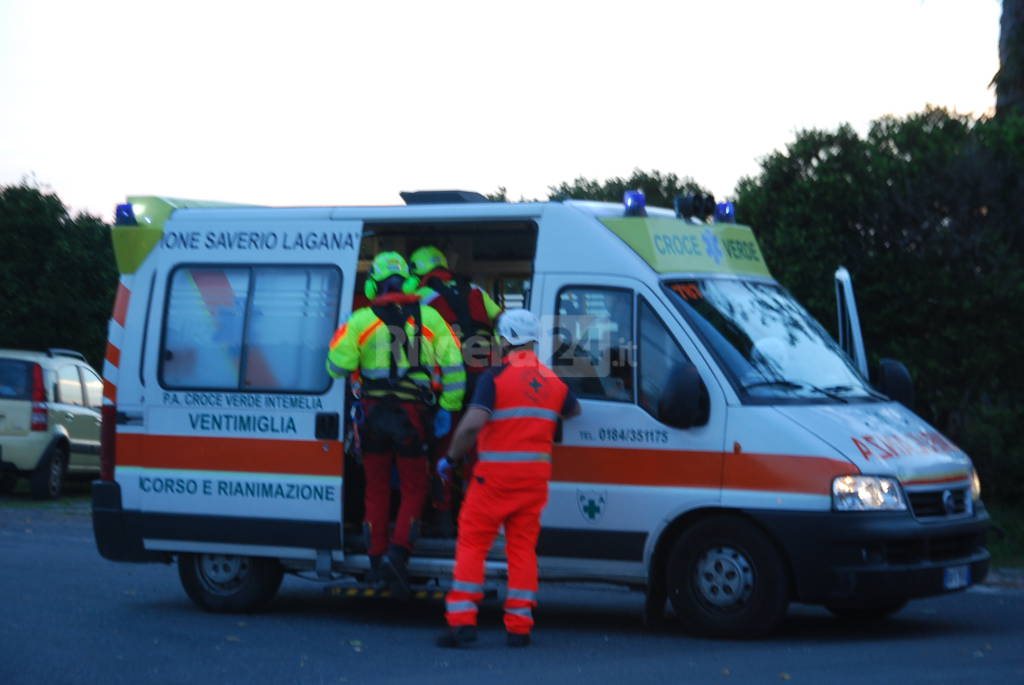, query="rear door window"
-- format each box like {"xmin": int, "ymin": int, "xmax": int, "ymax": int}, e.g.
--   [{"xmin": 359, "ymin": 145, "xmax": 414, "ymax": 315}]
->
[
  {"xmin": 160, "ymin": 265, "xmax": 342, "ymax": 392},
  {"xmin": 0, "ymin": 359, "xmax": 31, "ymax": 399},
  {"xmin": 57, "ymin": 365, "xmax": 84, "ymax": 405},
  {"xmin": 80, "ymin": 366, "xmax": 103, "ymax": 408}
]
